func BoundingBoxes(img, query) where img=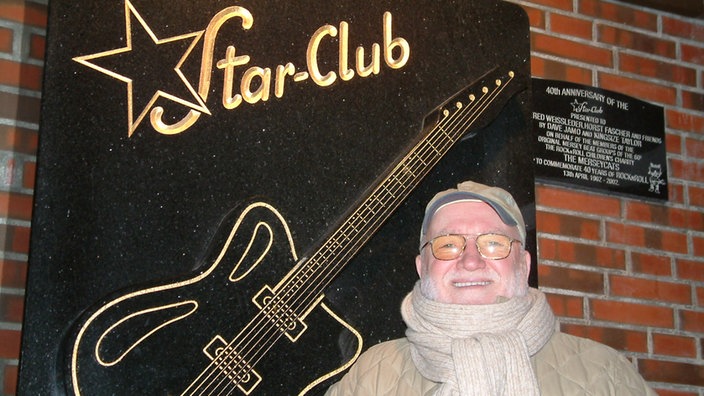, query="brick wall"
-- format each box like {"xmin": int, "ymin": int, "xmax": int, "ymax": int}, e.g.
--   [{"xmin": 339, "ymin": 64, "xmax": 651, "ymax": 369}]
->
[
  {"xmin": 0, "ymin": 0, "xmax": 45, "ymax": 394},
  {"xmin": 509, "ymin": 0, "xmax": 704, "ymax": 394},
  {"xmin": 0, "ymin": 0, "xmax": 702, "ymax": 395}
]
